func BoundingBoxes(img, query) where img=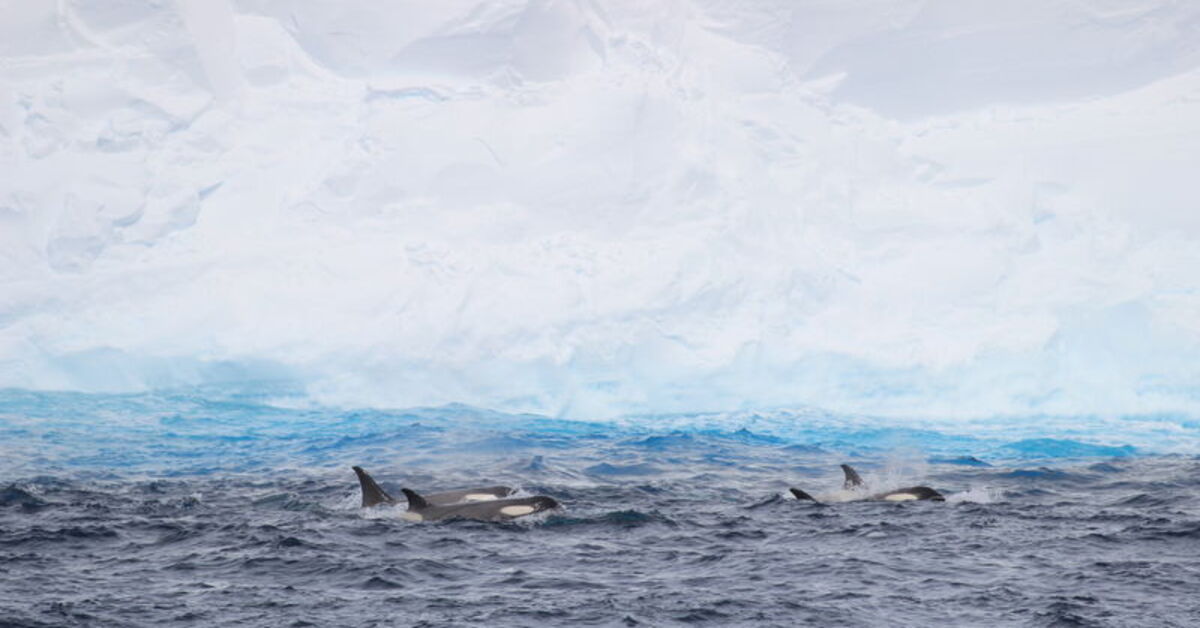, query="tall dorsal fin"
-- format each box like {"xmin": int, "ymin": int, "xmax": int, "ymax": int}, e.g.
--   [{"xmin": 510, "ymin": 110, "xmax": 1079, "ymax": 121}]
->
[
  {"xmin": 352, "ymin": 466, "xmax": 396, "ymax": 507},
  {"xmin": 840, "ymin": 464, "xmax": 865, "ymax": 489},
  {"xmin": 400, "ymin": 488, "xmax": 430, "ymax": 511}
]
